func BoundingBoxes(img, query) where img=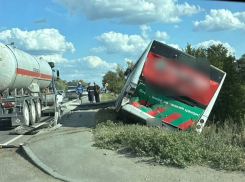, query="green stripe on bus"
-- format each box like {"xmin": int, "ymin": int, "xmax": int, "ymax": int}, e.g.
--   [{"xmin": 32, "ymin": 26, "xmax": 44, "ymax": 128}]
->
[
  {"xmin": 170, "ymin": 116, "xmax": 194, "ymax": 126},
  {"xmin": 154, "ymin": 106, "xmax": 199, "ymax": 126}
]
